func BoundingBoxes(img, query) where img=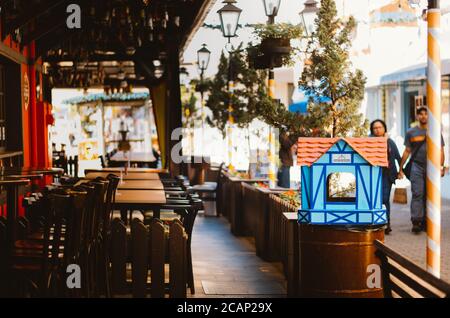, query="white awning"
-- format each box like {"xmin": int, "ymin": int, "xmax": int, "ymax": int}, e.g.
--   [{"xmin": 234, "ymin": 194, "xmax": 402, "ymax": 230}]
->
[{"xmin": 380, "ymin": 59, "xmax": 450, "ymax": 85}]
